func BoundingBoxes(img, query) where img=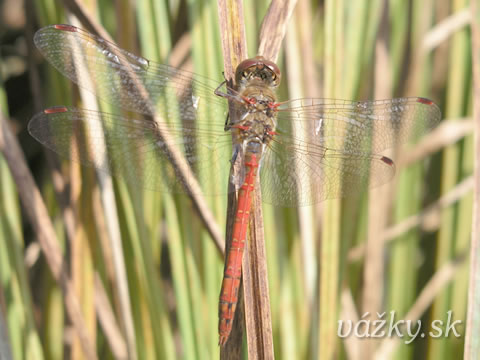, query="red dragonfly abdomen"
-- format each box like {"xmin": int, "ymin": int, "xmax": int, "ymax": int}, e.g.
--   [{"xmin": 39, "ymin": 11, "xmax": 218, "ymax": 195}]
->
[{"xmin": 218, "ymin": 152, "xmax": 259, "ymax": 346}]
